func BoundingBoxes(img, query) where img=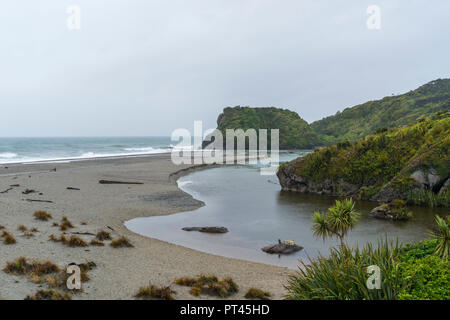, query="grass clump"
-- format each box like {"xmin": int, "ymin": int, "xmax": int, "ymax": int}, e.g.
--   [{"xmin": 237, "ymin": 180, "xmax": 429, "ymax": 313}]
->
[
  {"xmin": 110, "ymin": 236, "xmax": 133, "ymax": 248},
  {"xmin": 33, "ymin": 210, "xmax": 52, "ymax": 221},
  {"xmin": 30, "ymin": 227, "xmax": 39, "ymax": 233},
  {"xmin": 59, "ymin": 216, "xmax": 74, "ymax": 231},
  {"xmin": 49, "ymin": 234, "xmax": 88, "ymax": 247},
  {"xmin": 90, "ymin": 239, "xmax": 105, "ymax": 246},
  {"xmin": 135, "ymin": 284, "xmax": 175, "ymax": 300},
  {"xmin": 1, "ymin": 231, "xmax": 16, "ymax": 245},
  {"xmin": 174, "ymin": 274, "xmax": 238, "ymax": 298},
  {"xmin": 25, "ymin": 289, "xmax": 71, "ymax": 300},
  {"xmin": 96, "ymin": 230, "xmax": 111, "ymax": 241},
  {"xmin": 17, "ymin": 225, "xmax": 27, "ymax": 232},
  {"xmin": 245, "ymin": 288, "xmax": 271, "ymax": 300},
  {"xmin": 287, "ymin": 238, "xmax": 449, "ymax": 300},
  {"xmin": 3, "ymin": 257, "xmax": 59, "ymax": 276}
]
